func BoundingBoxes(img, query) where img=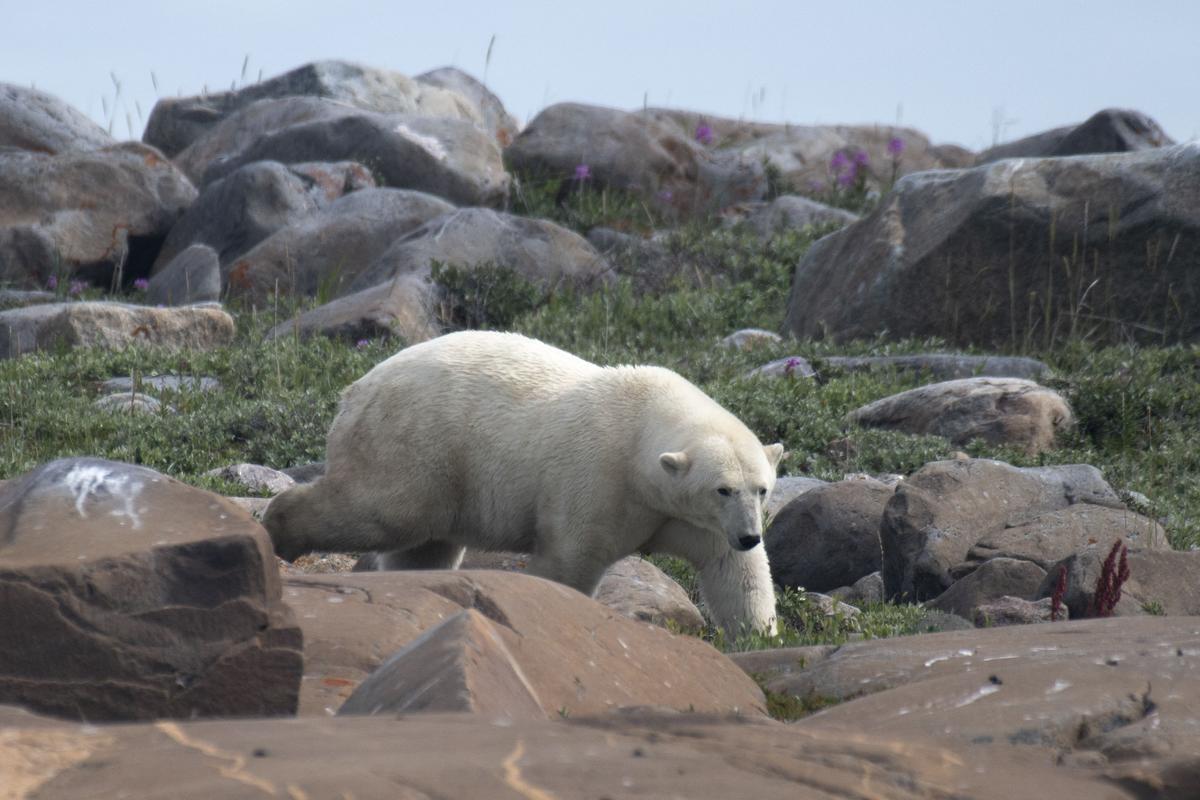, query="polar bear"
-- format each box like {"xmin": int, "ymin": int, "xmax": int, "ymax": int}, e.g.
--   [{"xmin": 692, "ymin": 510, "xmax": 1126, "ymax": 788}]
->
[{"xmin": 264, "ymin": 331, "xmax": 783, "ymax": 636}]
